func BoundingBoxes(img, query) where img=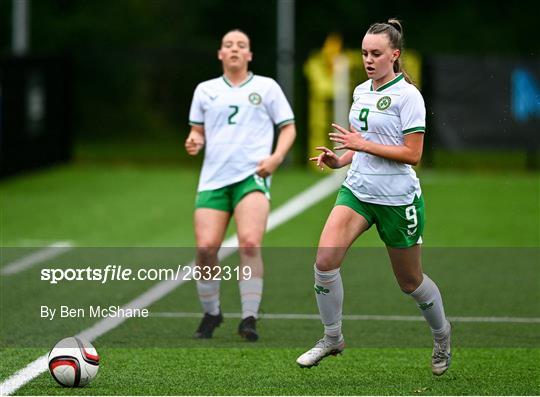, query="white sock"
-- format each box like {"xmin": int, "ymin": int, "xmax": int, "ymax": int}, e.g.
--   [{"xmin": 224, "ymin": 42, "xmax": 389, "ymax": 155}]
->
[
  {"xmin": 196, "ymin": 280, "xmax": 220, "ymax": 316},
  {"xmin": 314, "ymin": 265, "xmax": 343, "ymax": 340},
  {"xmin": 239, "ymin": 277, "xmax": 263, "ymax": 319},
  {"xmin": 409, "ymin": 273, "xmax": 449, "ymax": 339}
]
